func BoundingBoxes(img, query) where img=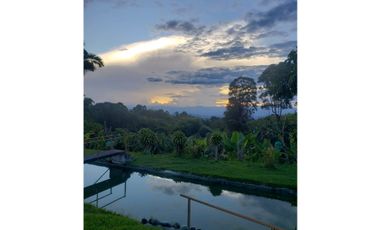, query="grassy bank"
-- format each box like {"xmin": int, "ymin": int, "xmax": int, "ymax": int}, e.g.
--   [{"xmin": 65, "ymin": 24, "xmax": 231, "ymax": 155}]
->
[
  {"xmin": 130, "ymin": 152, "xmax": 296, "ymax": 189},
  {"xmin": 84, "ymin": 149, "xmax": 99, "ymax": 156},
  {"xmin": 84, "ymin": 204, "xmax": 158, "ymax": 230}
]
